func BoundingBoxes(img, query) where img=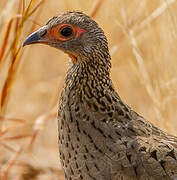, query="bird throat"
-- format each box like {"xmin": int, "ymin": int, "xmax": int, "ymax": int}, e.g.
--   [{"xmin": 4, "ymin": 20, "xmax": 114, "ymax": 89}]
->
[{"xmin": 68, "ymin": 54, "xmax": 77, "ymax": 65}]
